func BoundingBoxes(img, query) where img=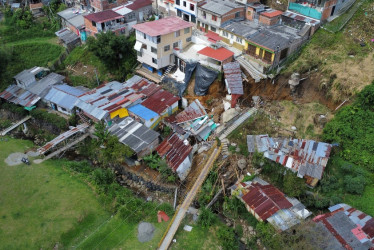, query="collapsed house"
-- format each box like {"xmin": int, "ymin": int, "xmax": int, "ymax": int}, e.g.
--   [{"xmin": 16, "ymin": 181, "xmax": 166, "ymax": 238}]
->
[
  {"xmin": 164, "ymin": 99, "xmax": 218, "ymax": 141},
  {"xmin": 313, "ymin": 204, "xmax": 374, "ymax": 249},
  {"xmin": 156, "ymin": 133, "xmax": 193, "ymax": 180},
  {"xmin": 29, "ymin": 2, "xmax": 44, "ymax": 17},
  {"xmin": 0, "ymin": 67, "xmax": 65, "ymax": 109},
  {"xmin": 223, "ymin": 61, "xmax": 243, "ymax": 108},
  {"xmin": 247, "ymin": 135, "xmax": 332, "ymax": 187},
  {"xmin": 231, "ymin": 177, "xmax": 312, "ymax": 231}
]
